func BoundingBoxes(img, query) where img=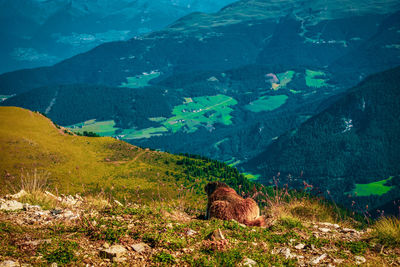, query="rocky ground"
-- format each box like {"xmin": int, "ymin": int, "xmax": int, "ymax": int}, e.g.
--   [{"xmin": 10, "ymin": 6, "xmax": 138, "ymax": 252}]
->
[{"xmin": 0, "ymin": 191, "xmax": 399, "ymax": 266}]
